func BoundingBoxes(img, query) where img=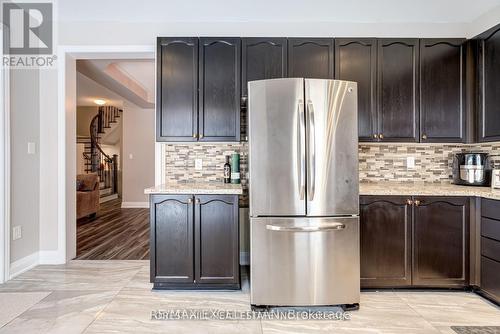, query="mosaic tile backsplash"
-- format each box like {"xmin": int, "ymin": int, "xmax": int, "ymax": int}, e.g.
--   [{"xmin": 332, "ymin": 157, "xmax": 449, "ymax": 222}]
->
[
  {"xmin": 164, "ymin": 143, "xmax": 249, "ymax": 206},
  {"xmin": 359, "ymin": 142, "xmax": 500, "ymax": 183},
  {"xmin": 164, "ymin": 141, "xmax": 500, "ymax": 206}
]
